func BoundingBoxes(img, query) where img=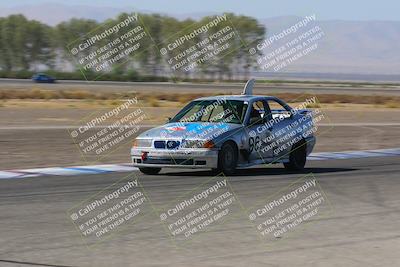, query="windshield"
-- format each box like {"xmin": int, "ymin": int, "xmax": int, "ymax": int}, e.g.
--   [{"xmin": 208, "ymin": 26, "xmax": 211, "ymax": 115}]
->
[{"xmin": 170, "ymin": 99, "xmax": 248, "ymax": 124}]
